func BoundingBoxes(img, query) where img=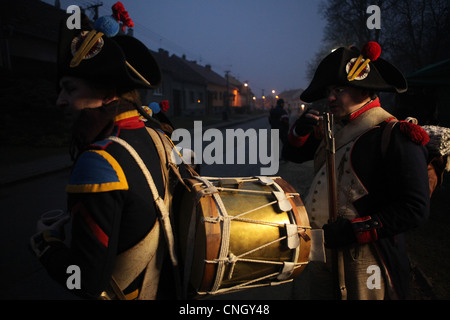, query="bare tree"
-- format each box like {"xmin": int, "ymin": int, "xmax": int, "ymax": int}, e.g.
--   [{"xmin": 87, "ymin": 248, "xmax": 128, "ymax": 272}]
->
[
  {"xmin": 306, "ymin": 0, "xmax": 389, "ymax": 81},
  {"xmin": 383, "ymin": 0, "xmax": 450, "ymax": 73},
  {"xmin": 308, "ymin": 0, "xmax": 450, "ymax": 79}
]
